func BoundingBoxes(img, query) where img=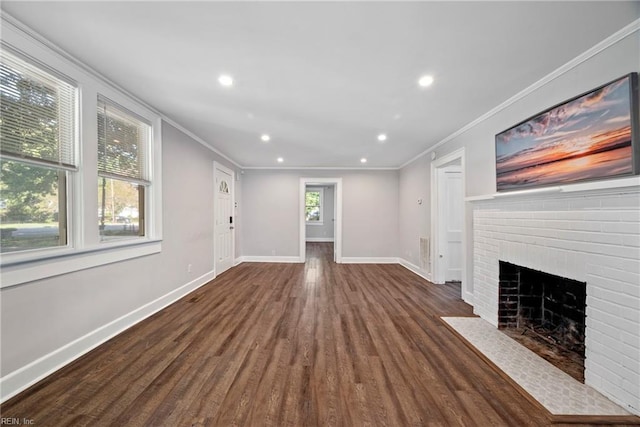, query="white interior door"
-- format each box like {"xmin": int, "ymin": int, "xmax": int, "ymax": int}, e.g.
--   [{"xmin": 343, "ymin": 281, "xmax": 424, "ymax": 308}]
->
[
  {"xmin": 437, "ymin": 165, "xmax": 463, "ymax": 282},
  {"xmin": 215, "ymin": 164, "xmax": 234, "ymax": 275}
]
